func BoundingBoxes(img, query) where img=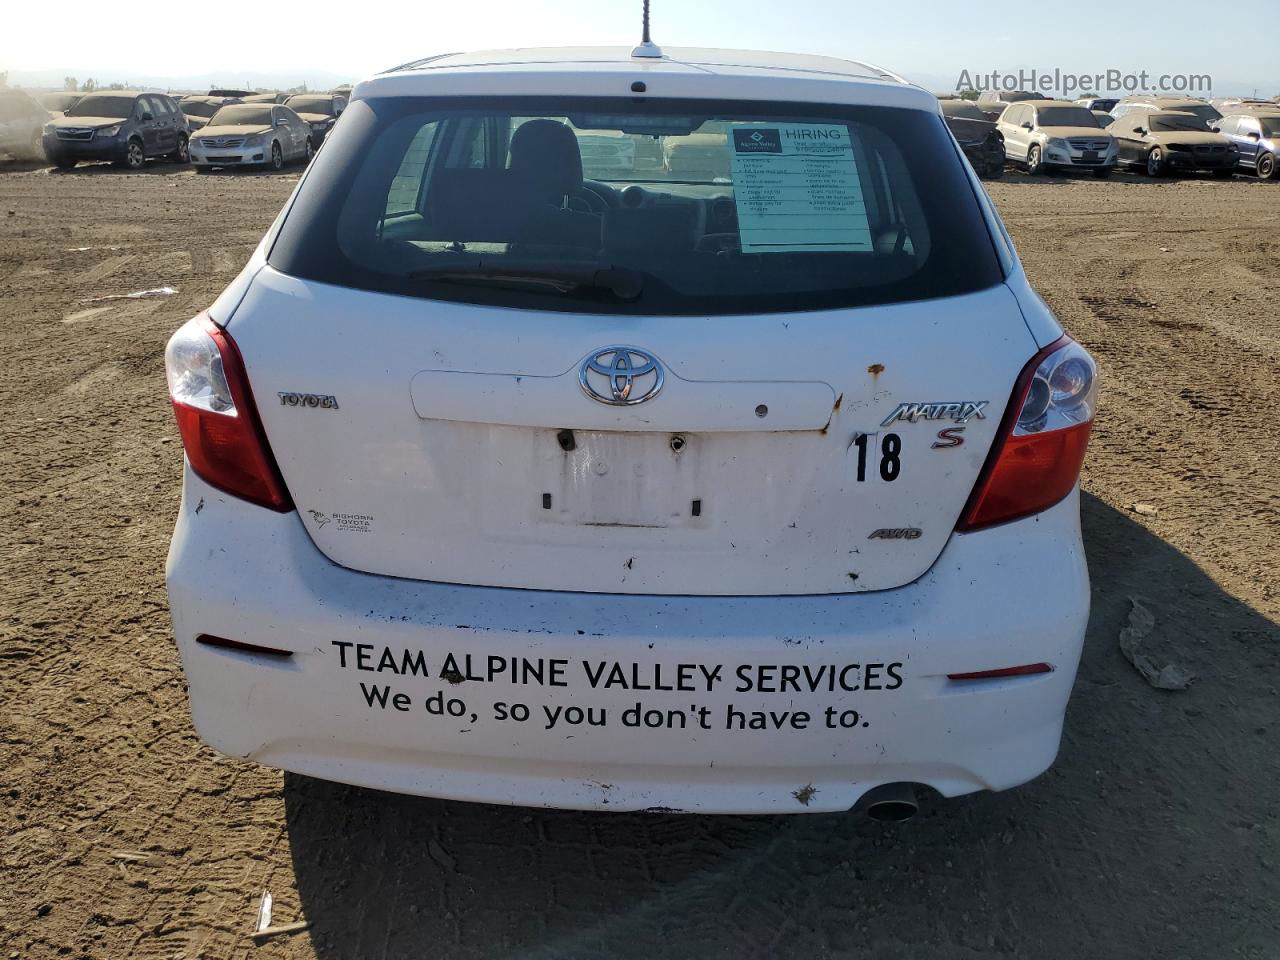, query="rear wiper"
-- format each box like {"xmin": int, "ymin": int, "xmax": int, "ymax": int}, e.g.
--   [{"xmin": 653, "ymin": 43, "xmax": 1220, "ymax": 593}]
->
[{"xmin": 406, "ymin": 259, "xmax": 644, "ymax": 300}]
